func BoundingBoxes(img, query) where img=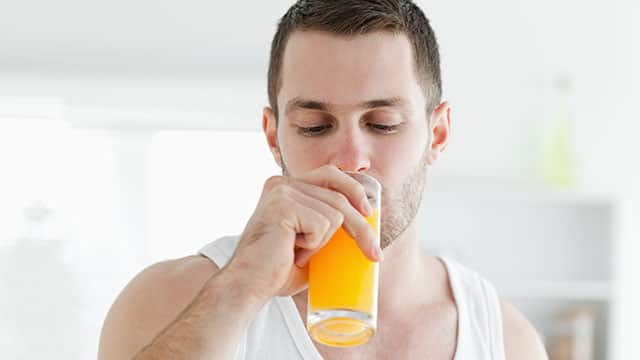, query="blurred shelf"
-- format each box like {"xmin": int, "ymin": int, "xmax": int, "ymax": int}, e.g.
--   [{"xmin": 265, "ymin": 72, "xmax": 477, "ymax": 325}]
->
[
  {"xmin": 497, "ymin": 281, "xmax": 611, "ymax": 301},
  {"xmin": 424, "ymin": 183, "xmax": 616, "ymax": 207}
]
